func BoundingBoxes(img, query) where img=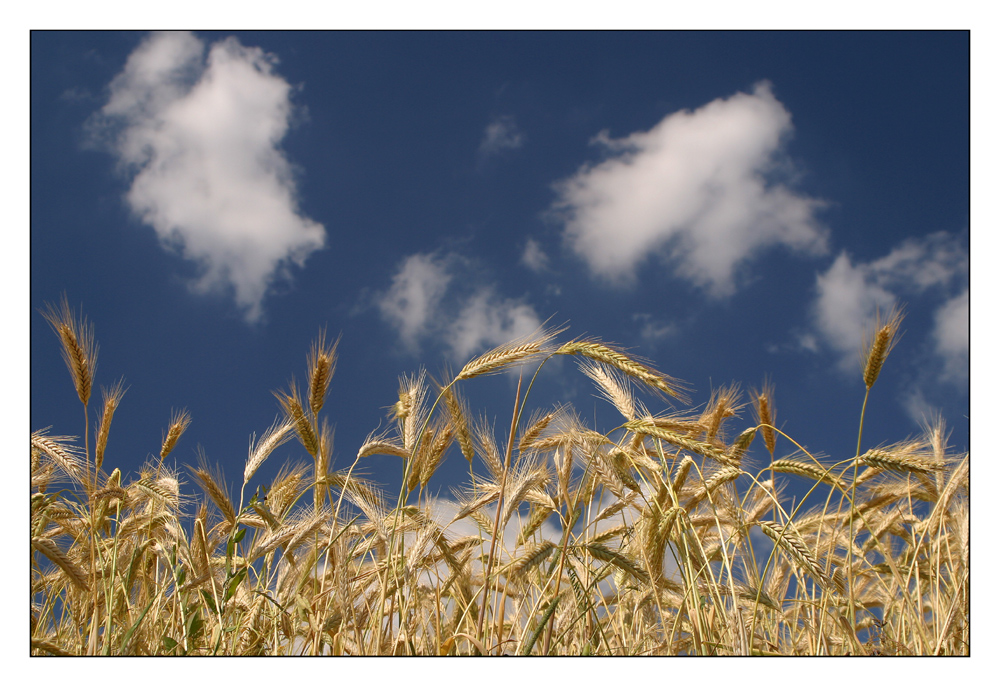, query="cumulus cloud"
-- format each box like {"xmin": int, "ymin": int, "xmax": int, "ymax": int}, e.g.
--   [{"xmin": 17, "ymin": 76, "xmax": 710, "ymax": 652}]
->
[
  {"xmin": 811, "ymin": 232, "xmax": 968, "ymax": 379},
  {"xmin": 813, "ymin": 253, "xmax": 897, "ymax": 363},
  {"xmin": 932, "ymin": 289, "xmax": 969, "ymax": 383},
  {"xmin": 479, "ymin": 115, "xmax": 524, "ymax": 157},
  {"xmin": 550, "ymin": 82, "xmax": 827, "ymax": 295},
  {"xmin": 376, "ymin": 252, "xmax": 543, "ymax": 366},
  {"xmin": 448, "ymin": 288, "xmax": 543, "ymax": 361},
  {"xmin": 377, "ymin": 253, "xmax": 453, "ymax": 350},
  {"xmin": 87, "ymin": 31, "xmax": 325, "ymax": 322}
]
